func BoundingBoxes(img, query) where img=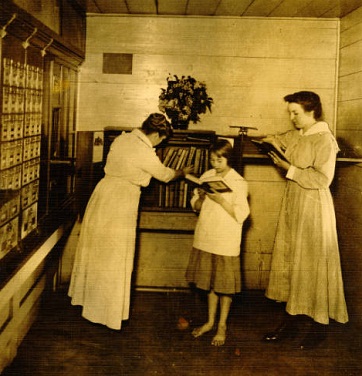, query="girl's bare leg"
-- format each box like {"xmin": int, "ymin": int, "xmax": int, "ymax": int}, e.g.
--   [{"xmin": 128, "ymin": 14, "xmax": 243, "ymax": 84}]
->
[
  {"xmin": 192, "ymin": 290, "xmax": 218, "ymax": 338},
  {"xmin": 211, "ymin": 295, "xmax": 232, "ymax": 346}
]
